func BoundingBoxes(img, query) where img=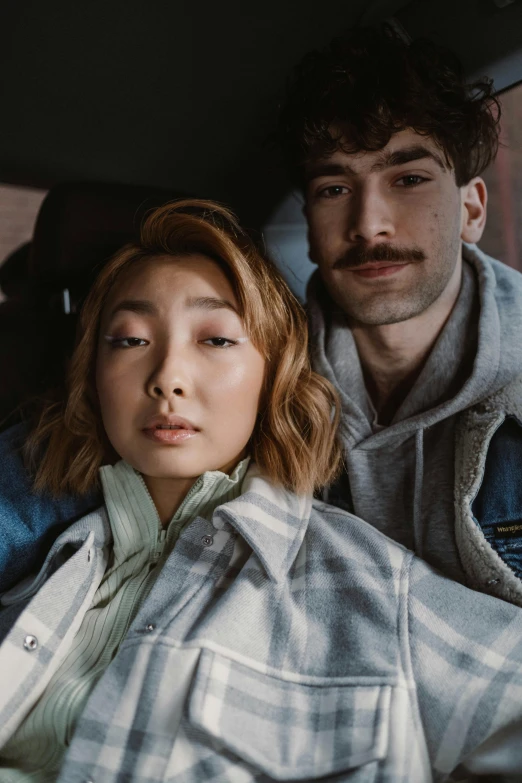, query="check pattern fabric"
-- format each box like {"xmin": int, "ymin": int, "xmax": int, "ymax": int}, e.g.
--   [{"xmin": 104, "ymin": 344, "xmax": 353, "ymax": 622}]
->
[{"xmin": 1, "ymin": 465, "xmax": 522, "ymax": 781}]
